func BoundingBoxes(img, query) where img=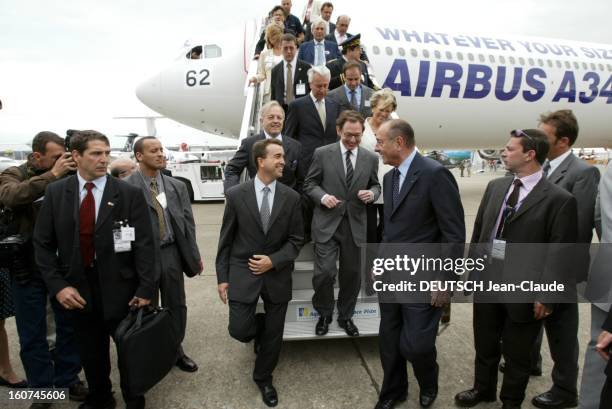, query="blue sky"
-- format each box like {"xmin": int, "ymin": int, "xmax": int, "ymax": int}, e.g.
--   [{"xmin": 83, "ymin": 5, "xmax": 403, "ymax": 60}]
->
[{"xmin": 1, "ymin": 0, "xmax": 610, "ymax": 146}]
